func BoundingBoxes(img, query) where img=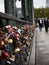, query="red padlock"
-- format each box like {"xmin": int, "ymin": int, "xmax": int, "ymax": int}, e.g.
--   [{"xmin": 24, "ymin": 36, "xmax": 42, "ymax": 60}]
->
[
  {"xmin": 0, "ymin": 39, "xmax": 5, "ymax": 49},
  {"xmin": 0, "ymin": 51, "xmax": 9, "ymax": 60},
  {"xmin": 13, "ymin": 32, "xmax": 20, "ymax": 40}
]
